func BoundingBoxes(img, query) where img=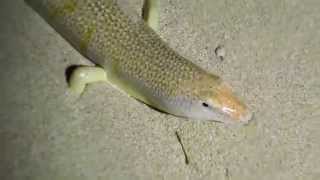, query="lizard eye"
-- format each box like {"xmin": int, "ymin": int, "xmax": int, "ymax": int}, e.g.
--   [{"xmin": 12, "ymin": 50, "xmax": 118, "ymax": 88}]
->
[{"xmin": 202, "ymin": 102, "xmax": 209, "ymax": 107}]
